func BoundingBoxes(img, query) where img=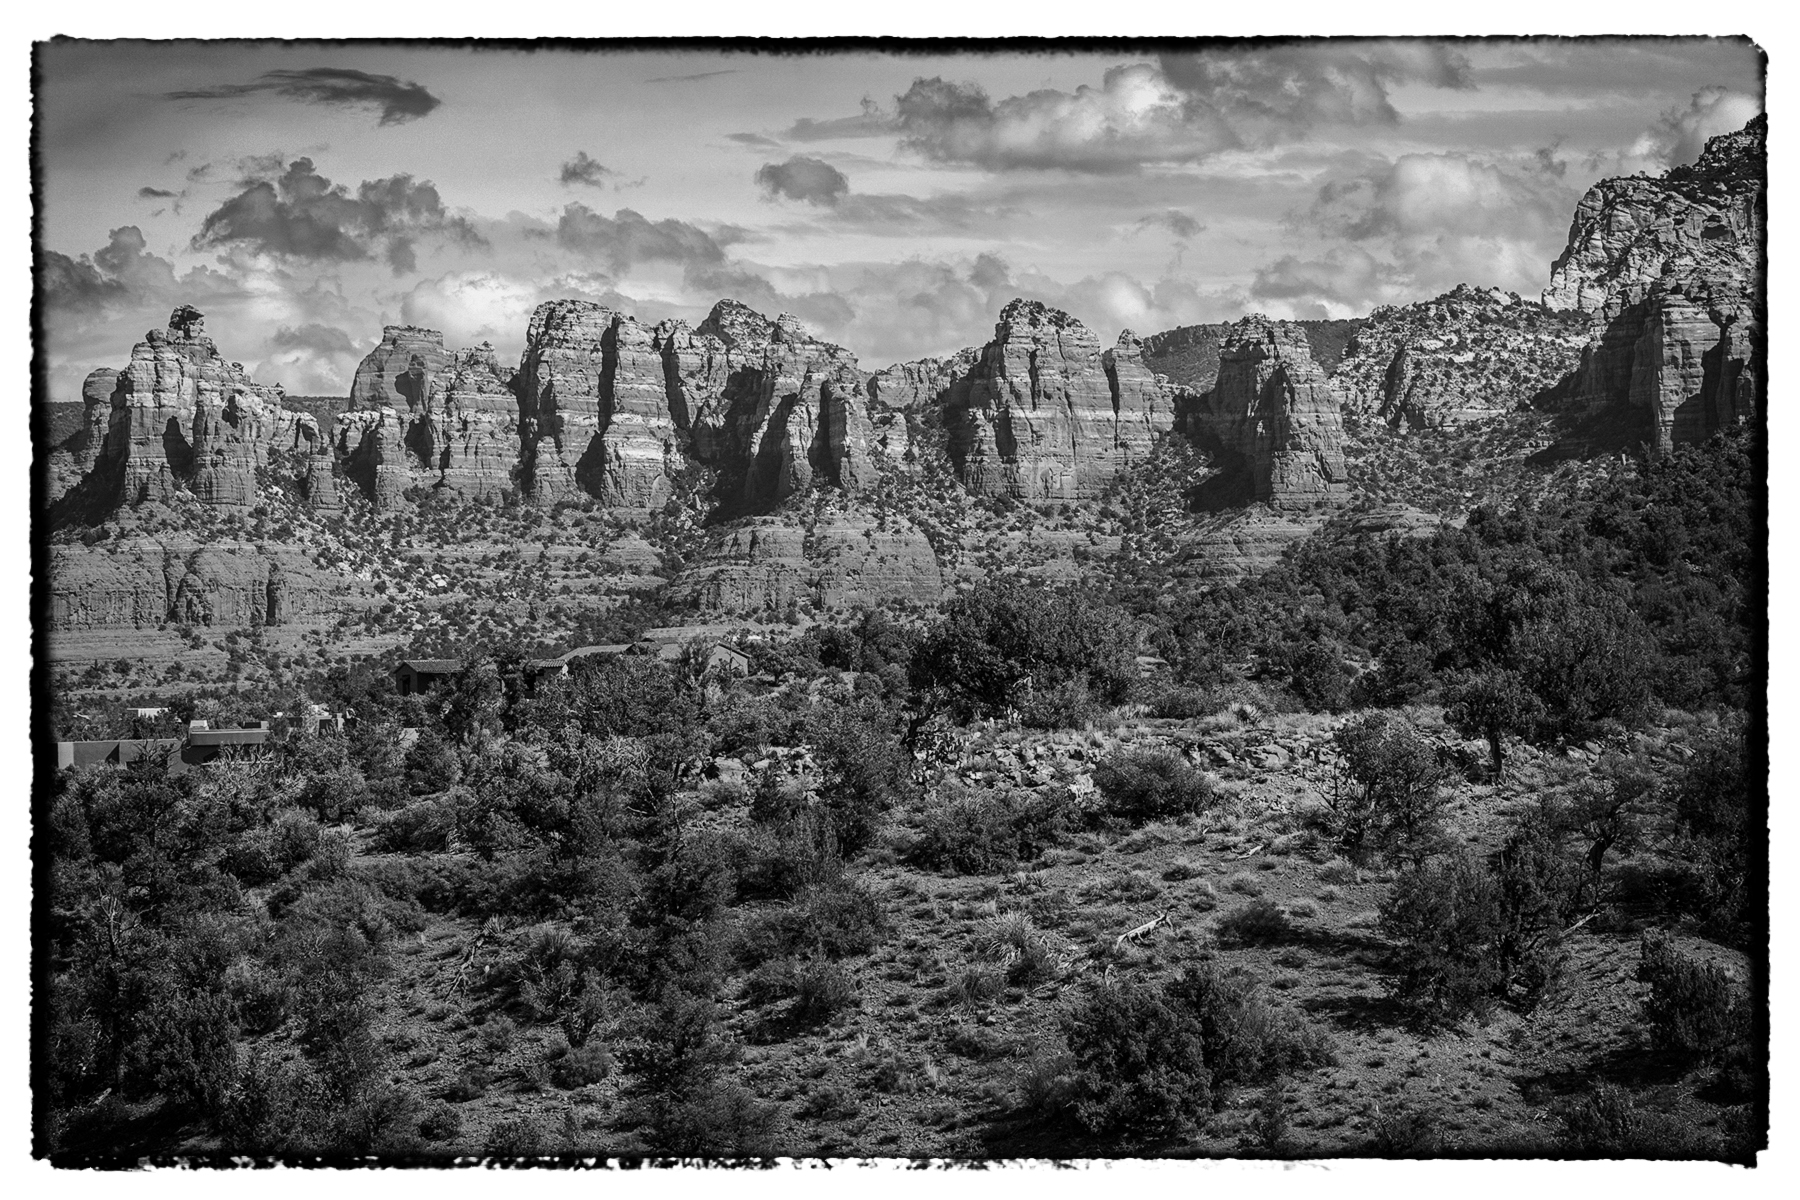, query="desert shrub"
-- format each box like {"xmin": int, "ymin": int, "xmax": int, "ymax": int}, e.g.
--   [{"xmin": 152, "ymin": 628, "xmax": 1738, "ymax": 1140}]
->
[
  {"xmin": 1667, "ymin": 724, "xmax": 1755, "ymax": 947},
  {"xmin": 479, "ymin": 1015, "xmax": 516, "ymax": 1051},
  {"xmin": 1162, "ymin": 965, "xmax": 1336, "ymax": 1090},
  {"xmin": 1378, "ymin": 853, "xmax": 1505, "ymax": 1021},
  {"xmin": 270, "ymin": 808, "xmax": 324, "ymax": 873},
  {"xmin": 444, "ymin": 1065, "xmax": 491, "ymax": 1102},
  {"xmin": 1324, "ymin": 713, "xmax": 1450, "ymax": 862},
  {"xmin": 798, "ymin": 1083, "xmax": 862, "ymax": 1120},
  {"xmin": 791, "ymin": 959, "xmax": 858, "ymax": 1024},
  {"xmin": 483, "ymin": 1116, "xmax": 545, "ymax": 1158},
  {"xmin": 1061, "ymin": 979, "xmax": 1212, "ymax": 1140},
  {"xmin": 1016, "ymin": 1049, "xmax": 1080, "ymax": 1117},
  {"xmin": 806, "ymin": 697, "xmax": 914, "ymax": 857},
  {"xmin": 1092, "ymin": 747, "xmax": 1216, "ymax": 823},
  {"xmin": 641, "ymin": 1080, "xmax": 783, "ymax": 1157},
  {"xmin": 1636, "ymin": 931, "xmax": 1751, "ymax": 1063},
  {"xmin": 1016, "ymin": 675, "xmax": 1101, "ymax": 729},
  {"xmin": 944, "ymin": 964, "xmax": 1005, "ymax": 1010},
  {"xmin": 973, "ymin": 912, "xmax": 1065, "ymax": 986},
  {"xmin": 1238, "ymin": 1083, "xmax": 1290, "ymax": 1155},
  {"xmin": 1554, "ymin": 1082, "xmax": 1721, "ymax": 1159},
  {"xmin": 223, "ymin": 956, "xmax": 289, "ymax": 1035},
  {"xmin": 1369, "ymin": 1103, "xmax": 1441, "ymax": 1155},
  {"xmin": 417, "ymin": 1099, "xmax": 463, "ymax": 1142},
  {"xmin": 906, "ymin": 782, "xmax": 1079, "ymax": 874},
  {"xmin": 374, "ymin": 798, "xmax": 454, "ymax": 854},
  {"xmin": 735, "ymin": 881, "xmax": 886, "ymax": 966},
  {"xmin": 549, "ymin": 1042, "xmax": 614, "ymax": 1089},
  {"xmin": 1284, "ymin": 641, "xmax": 1353, "ymax": 713},
  {"xmin": 1216, "ymin": 899, "xmax": 1294, "ymax": 947}
]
